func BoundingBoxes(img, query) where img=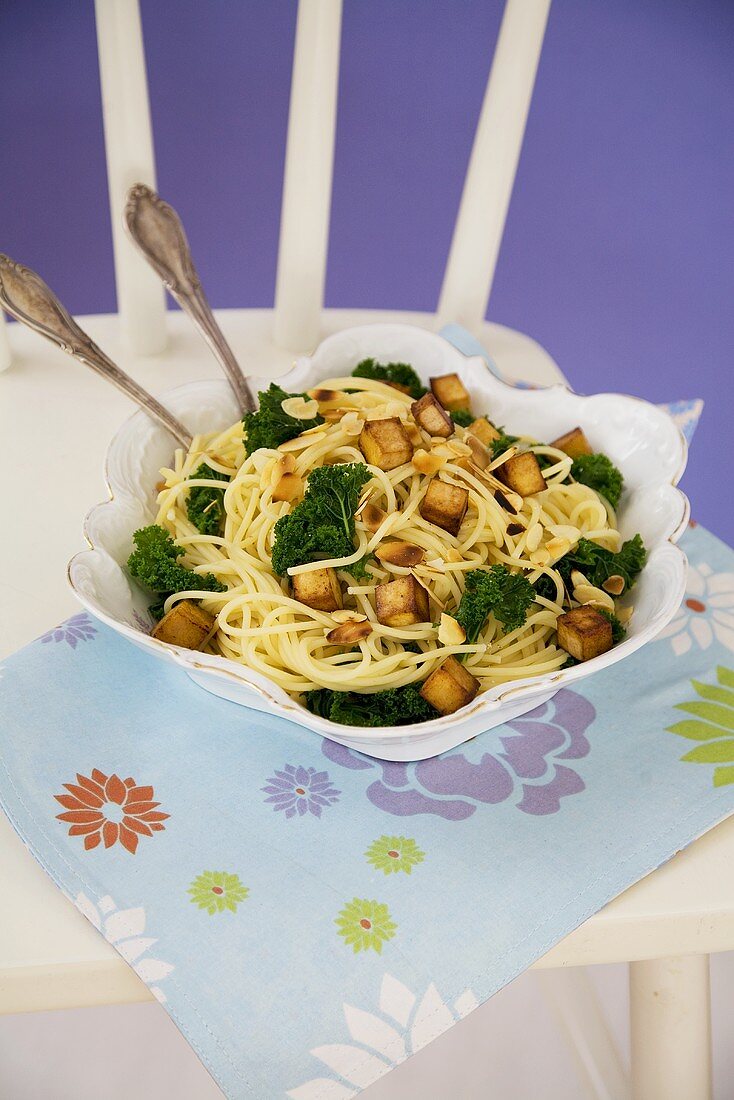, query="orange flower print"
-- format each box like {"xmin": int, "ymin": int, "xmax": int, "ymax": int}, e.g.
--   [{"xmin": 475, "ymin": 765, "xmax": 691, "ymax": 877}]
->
[{"xmin": 55, "ymin": 769, "xmax": 169, "ymax": 854}]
